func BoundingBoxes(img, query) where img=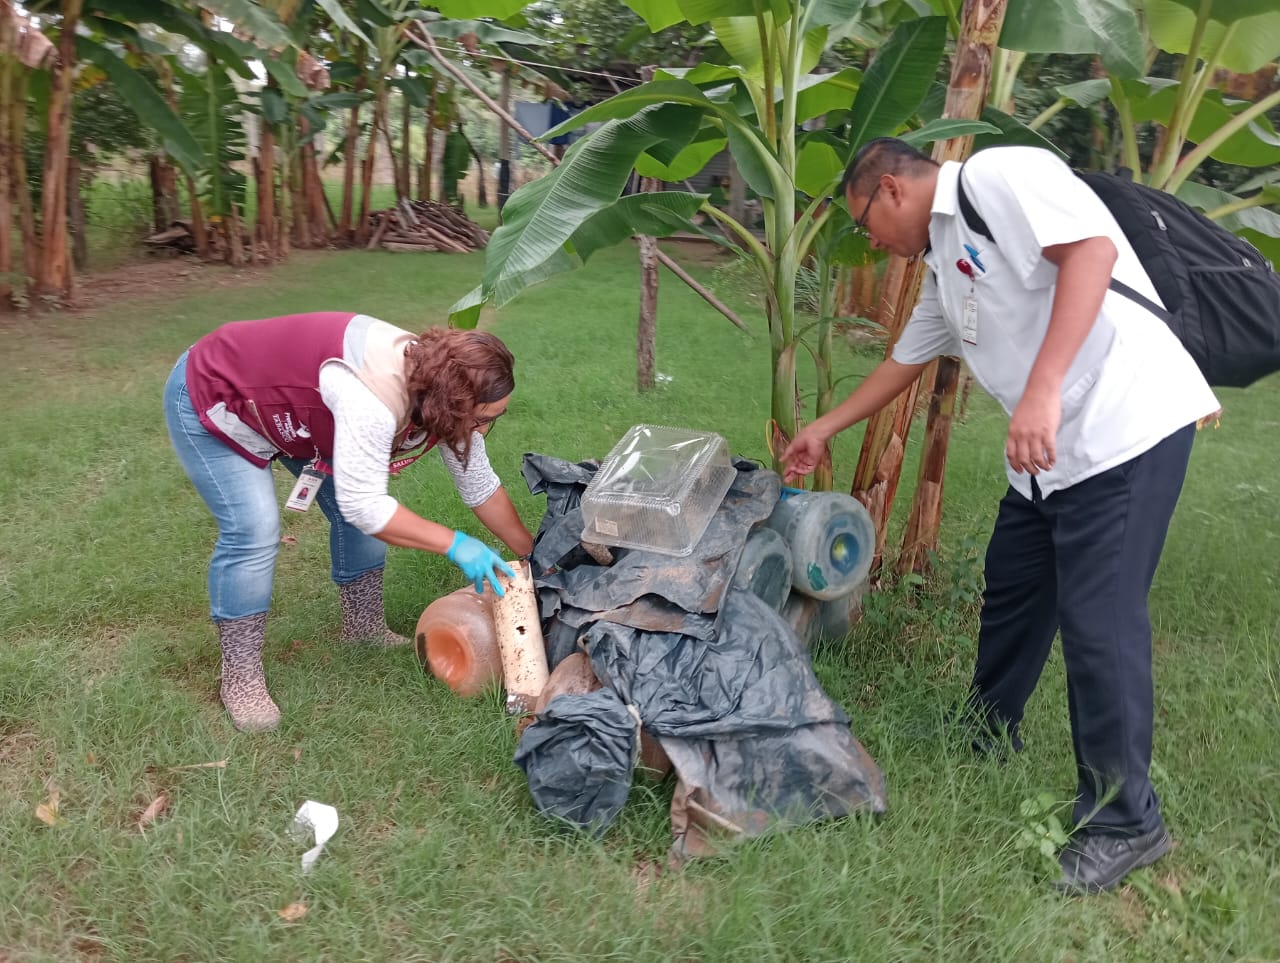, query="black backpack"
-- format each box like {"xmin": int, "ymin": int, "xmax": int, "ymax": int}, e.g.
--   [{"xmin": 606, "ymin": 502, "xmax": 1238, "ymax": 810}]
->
[{"xmin": 956, "ymin": 161, "xmax": 1280, "ymax": 388}]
